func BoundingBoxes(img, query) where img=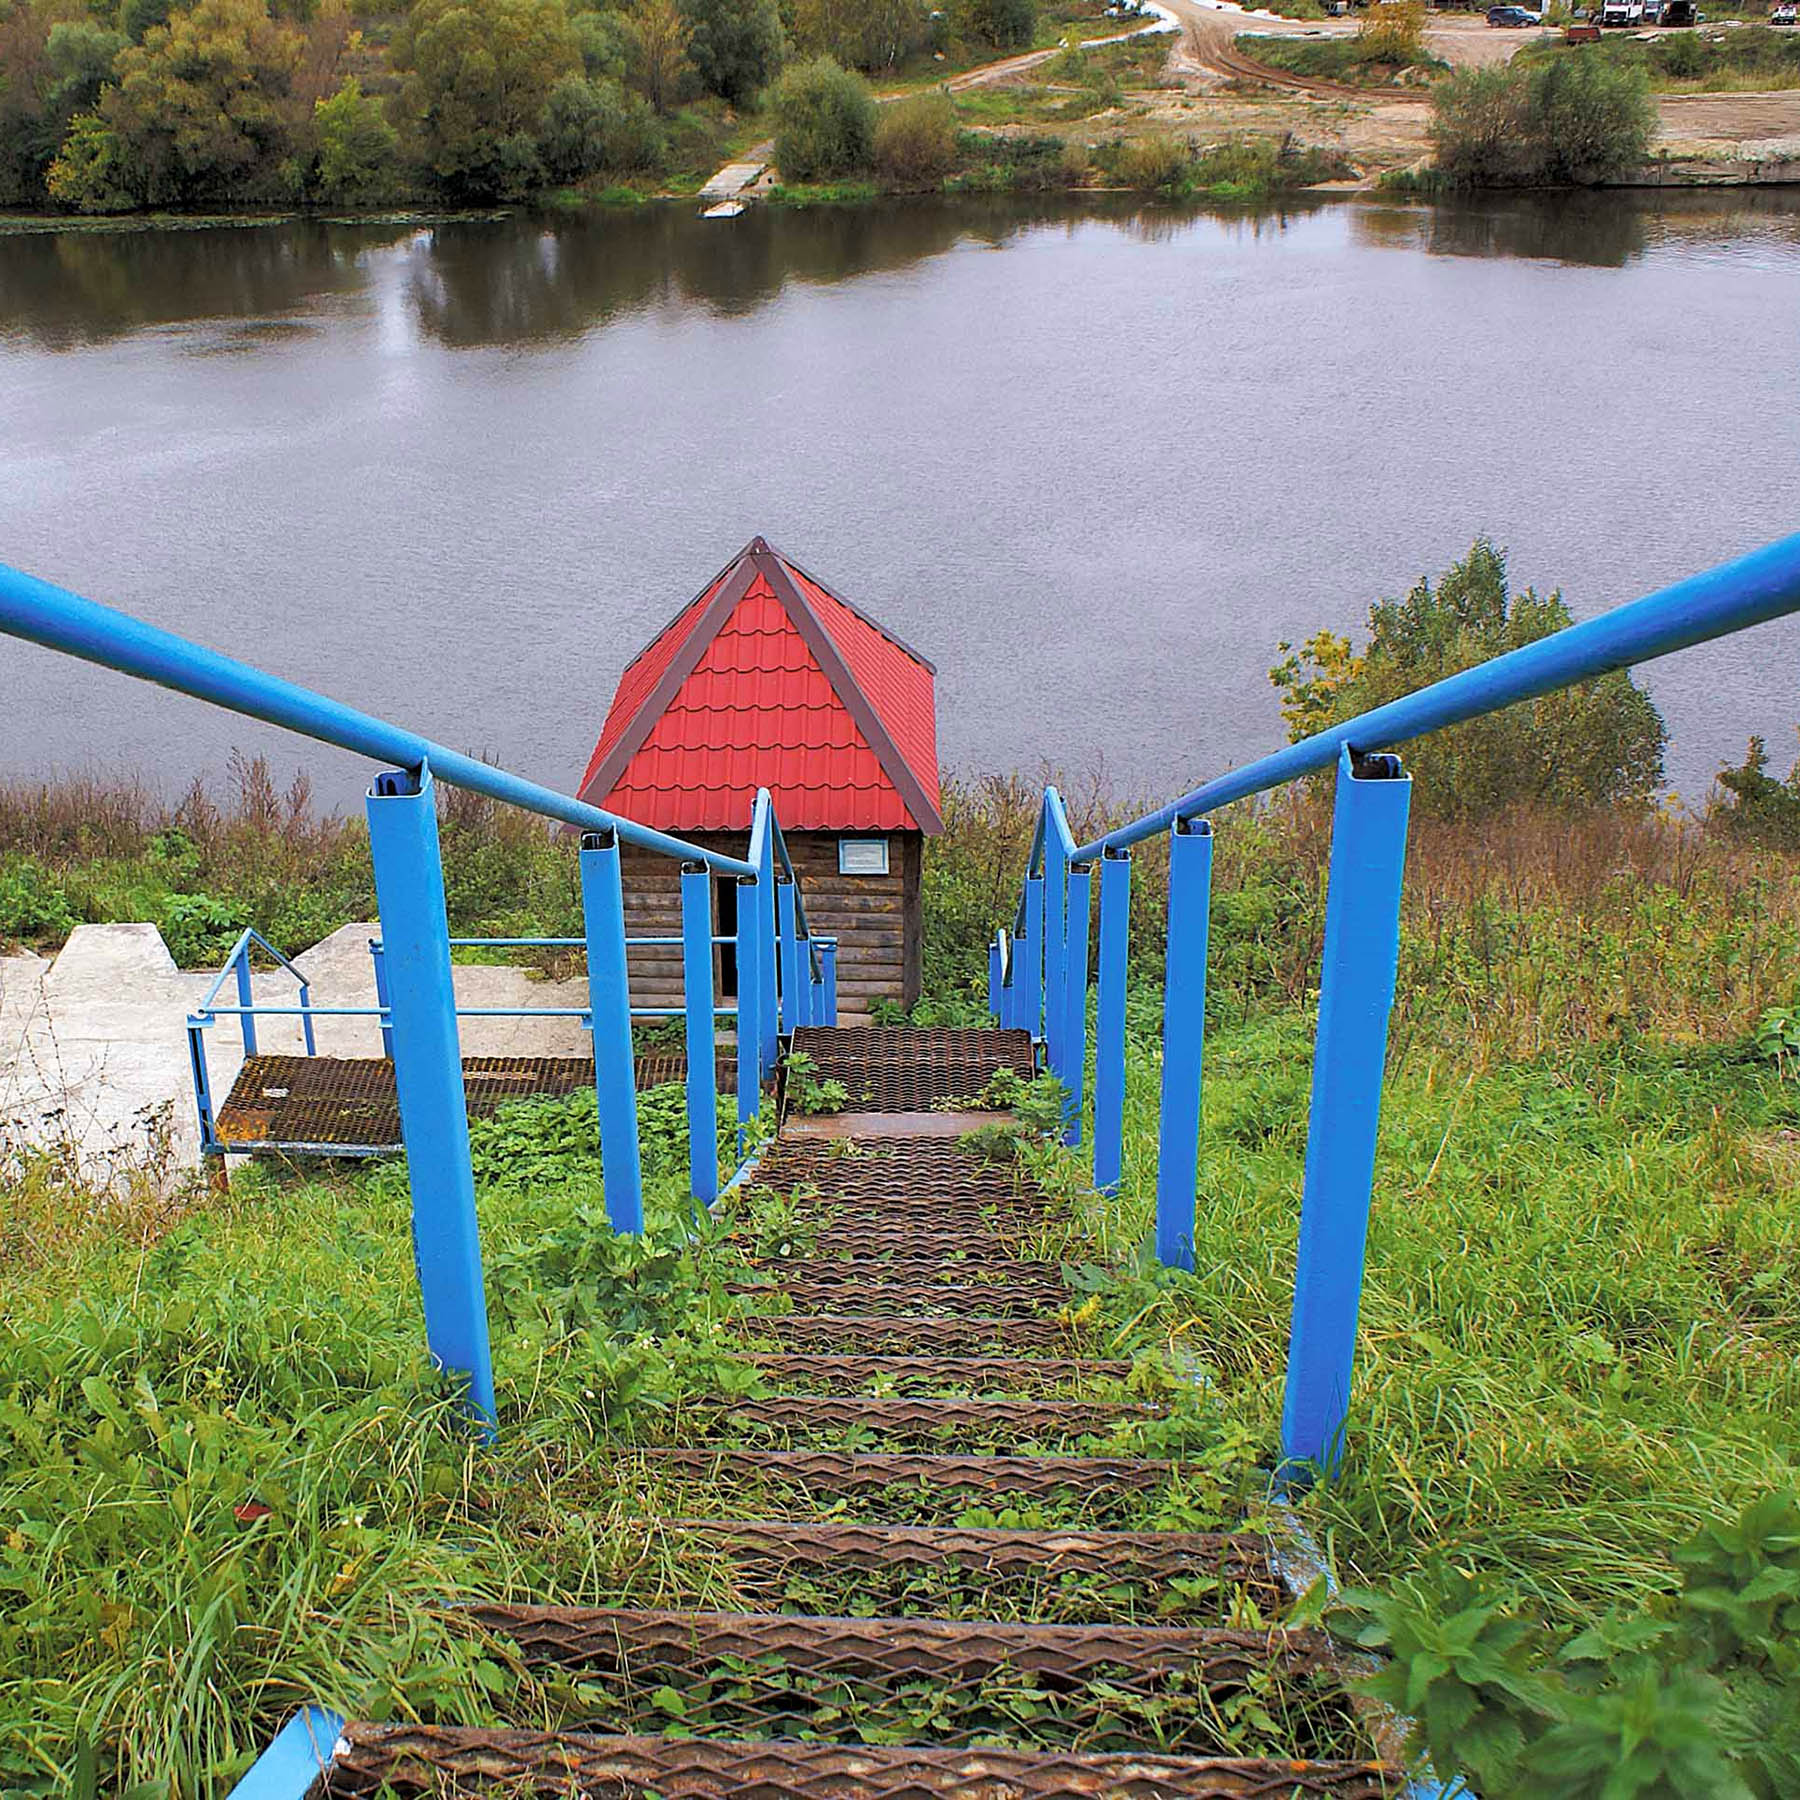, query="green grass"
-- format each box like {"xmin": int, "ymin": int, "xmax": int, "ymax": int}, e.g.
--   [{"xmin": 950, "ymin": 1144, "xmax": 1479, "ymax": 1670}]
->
[
  {"xmin": 1236, "ymin": 31, "xmax": 1447, "ymax": 88},
  {"xmin": 1515, "ymin": 24, "xmax": 1800, "ymax": 91}
]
